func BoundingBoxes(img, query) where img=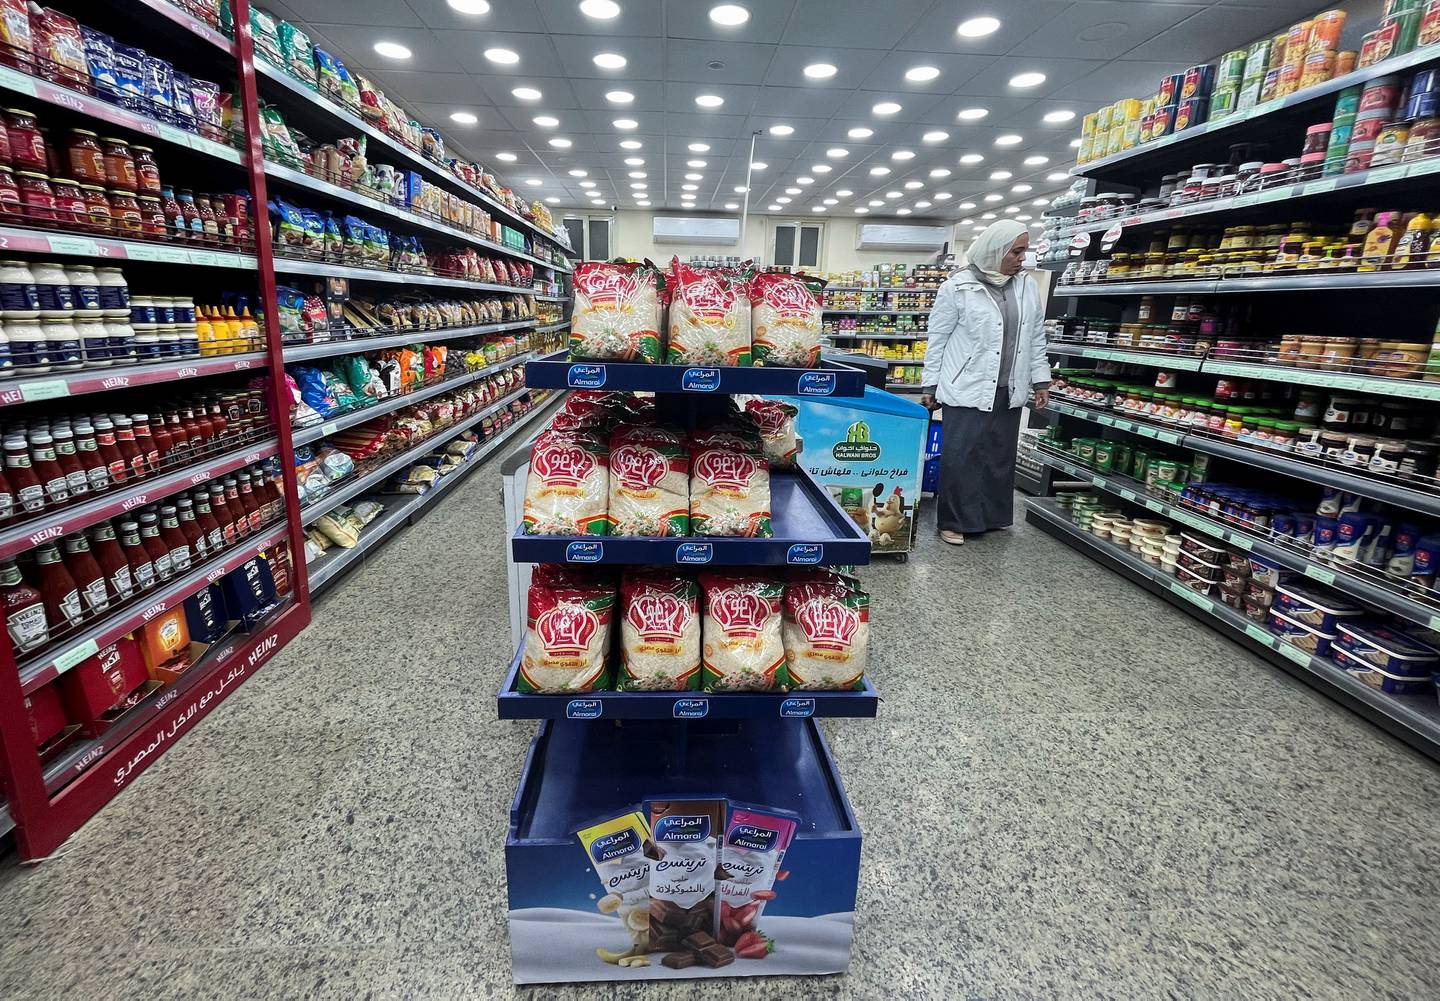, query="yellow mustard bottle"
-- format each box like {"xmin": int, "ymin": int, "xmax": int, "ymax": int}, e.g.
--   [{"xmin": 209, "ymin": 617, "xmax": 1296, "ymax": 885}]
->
[
  {"xmin": 1359, "ymin": 211, "xmax": 1401, "ymax": 271},
  {"xmin": 194, "ymin": 308, "xmax": 217, "ymax": 356},
  {"xmin": 223, "ymin": 306, "xmax": 244, "ymax": 355},
  {"xmin": 1391, "ymin": 211, "xmax": 1433, "ymax": 270},
  {"xmin": 240, "ymin": 307, "xmax": 261, "ymax": 351}
]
